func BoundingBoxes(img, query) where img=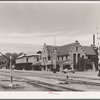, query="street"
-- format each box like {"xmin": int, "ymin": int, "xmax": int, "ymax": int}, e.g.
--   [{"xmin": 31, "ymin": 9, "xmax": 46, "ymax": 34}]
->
[{"xmin": 0, "ymin": 69, "xmax": 100, "ymax": 91}]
